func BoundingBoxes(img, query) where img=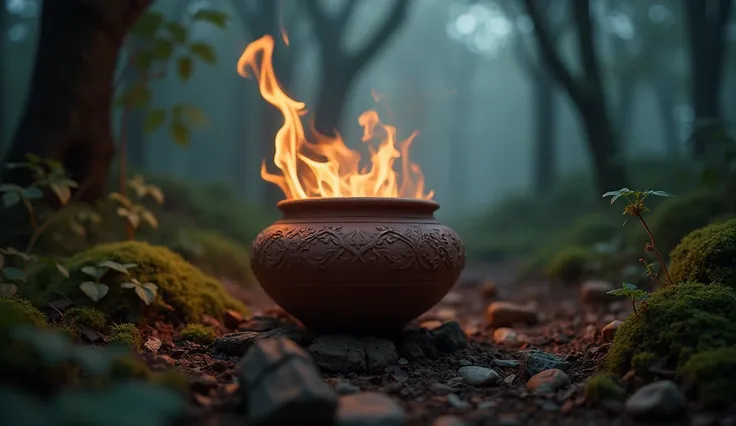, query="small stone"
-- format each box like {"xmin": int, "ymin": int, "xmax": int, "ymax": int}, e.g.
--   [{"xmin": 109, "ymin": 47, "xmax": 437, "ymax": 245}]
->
[
  {"xmin": 625, "ymin": 380, "xmax": 687, "ymax": 421},
  {"xmin": 477, "ymin": 400, "xmax": 497, "ymax": 410},
  {"xmin": 214, "ymin": 326, "xmax": 308, "ymax": 356},
  {"xmin": 335, "ymin": 380, "xmax": 361, "ymax": 395},
  {"xmin": 526, "ymin": 369, "xmax": 570, "ymax": 393},
  {"xmin": 431, "ymin": 321, "xmax": 468, "ymax": 352},
  {"xmin": 420, "ymin": 320, "xmax": 443, "ymax": 330},
  {"xmin": 458, "ymin": 366, "xmax": 501, "ymax": 387},
  {"xmin": 524, "ymin": 350, "xmax": 571, "ymax": 376},
  {"xmin": 223, "ymin": 309, "xmax": 244, "ymax": 329},
  {"xmin": 398, "ymin": 358, "xmax": 409, "ymax": 366},
  {"xmin": 336, "ymin": 392, "xmax": 405, "ymax": 426},
  {"xmin": 153, "ymin": 354, "xmax": 175, "ymax": 368},
  {"xmin": 492, "ymin": 359, "xmax": 520, "ymax": 369},
  {"xmin": 580, "ymin": 280, "xmax": 615, "ymax": 305},
  {"xmin": 504, "ymin": 374, "xmax": 516, "ymax": 385},
  {"xmin": 144, "ymin": 337, "xmax": 162, "ymax": 353},
  {"xmin": 493, "ymin": 328, "xmax": 520, "ymax": 347},
  {"xmin": 486, "ymin": 302, "xmax": 539, "ymax": 327},
  {"xmin": 602, "ymin": 320, "xmax": 623, "ymax": 342},
  {"xmin": 447, "ymin": 393, "xmax": 471, "ymax": 410},
  {"xmin": 364, "ymin": 337, "xmax": 399, "ymax": 371},
  {"xmin": 309, "ymin": 334, "xmax": 366, "ymax": 374},
  {"xmin": 212, "ymin": 360, "xmax": 229, "ymax": 372},
  {"xmin": 481, "ymin": 280, "xmax": 497, "ymax": 299},
  {"xmin": 434, "ymin": 415, "xmax": 469, "ymax": 426},
  {"xmin": 583, "ymin": 324, "xmax": 597, "ymax": 342},
  {"xmin": 428, "ymin": 382, "xmax": 453, "ymax": 395},
  {"xmin": 398, "ymin": 328, "xmax": 436, "ymax": 360}
]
